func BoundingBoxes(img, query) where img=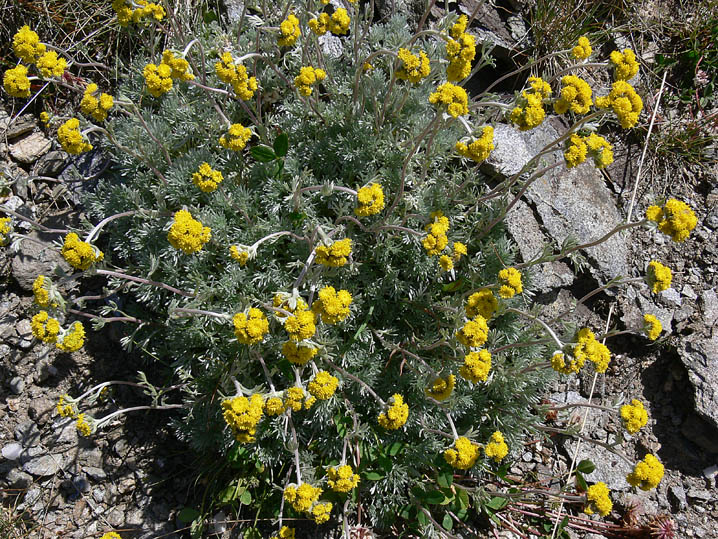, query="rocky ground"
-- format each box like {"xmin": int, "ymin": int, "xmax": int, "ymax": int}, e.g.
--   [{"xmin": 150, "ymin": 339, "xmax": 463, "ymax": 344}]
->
[{"xmin": 2, "ymin": 1, "xmax": 718, "ymax": 537}]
